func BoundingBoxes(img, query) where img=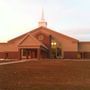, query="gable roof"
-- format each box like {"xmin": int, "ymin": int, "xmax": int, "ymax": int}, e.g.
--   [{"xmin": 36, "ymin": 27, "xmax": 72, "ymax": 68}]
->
[
  {"xmin": 7, "ymin": 27, "xmax": 43, "ymax": 43},
  {"xmin": 30, "ymin": 26, "xmax": 79, "ymax": 42},
  {"xmin": 18, "ymin": 34, "xmax": 47, "ymax": 49},
  {"xmin": 7, "ymin": 26, "xmax": 79, "ymax": 45}
]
